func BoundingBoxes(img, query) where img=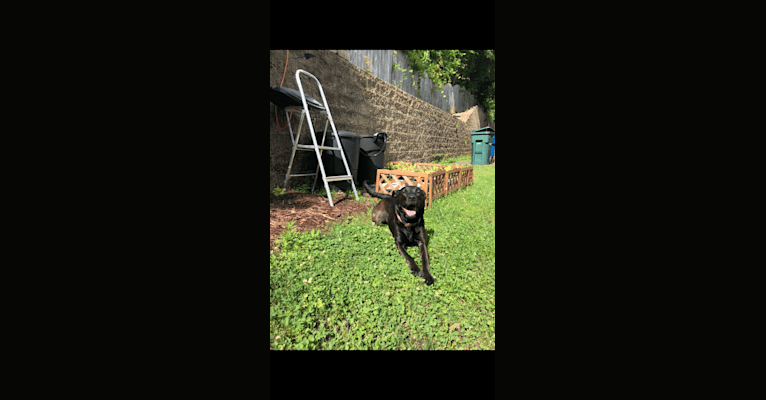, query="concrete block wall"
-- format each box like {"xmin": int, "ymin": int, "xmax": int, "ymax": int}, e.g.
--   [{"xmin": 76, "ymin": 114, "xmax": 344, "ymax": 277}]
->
[
  {"xmin": 270, "ymin": 50, "xmax": 472, "ymax": 192},
  {"xmin": 346, "ymin": 49, "xmax": 478, "ymax": 114},
  {"xmin": 454, "ymin": 105, "xmax": 496, "ymax": 133}
]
